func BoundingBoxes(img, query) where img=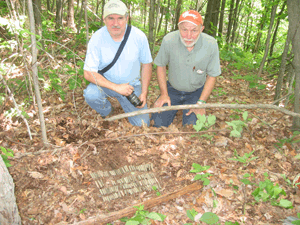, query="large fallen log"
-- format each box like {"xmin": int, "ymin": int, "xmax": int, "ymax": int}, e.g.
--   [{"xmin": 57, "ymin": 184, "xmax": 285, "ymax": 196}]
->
[
  {"xmin": 72, "ymin": 182, "xmax": 203, "ymax": 225},
  {"xmin": 0, "ymin": 156, "xmax": 22, "ymax": 225}
]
